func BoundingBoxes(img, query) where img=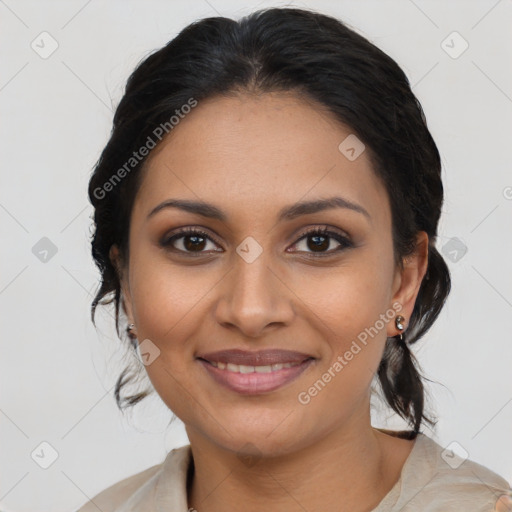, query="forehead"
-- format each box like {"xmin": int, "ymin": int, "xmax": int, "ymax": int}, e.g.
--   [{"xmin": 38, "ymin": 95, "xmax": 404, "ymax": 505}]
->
[{"xmin": 133, "ymin": 92, "xmax": 390, "ymax": 226}]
